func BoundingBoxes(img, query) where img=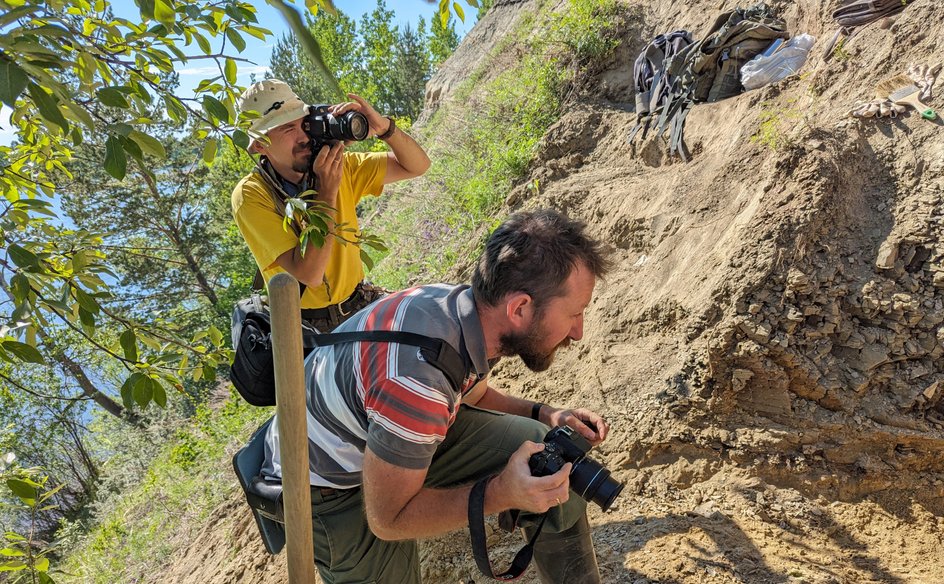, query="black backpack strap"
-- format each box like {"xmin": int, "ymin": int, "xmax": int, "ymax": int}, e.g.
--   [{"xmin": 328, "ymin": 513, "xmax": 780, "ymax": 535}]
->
[{"xmin": 312, "ymin": 330, "xmax": 467, "ymax": 392}]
